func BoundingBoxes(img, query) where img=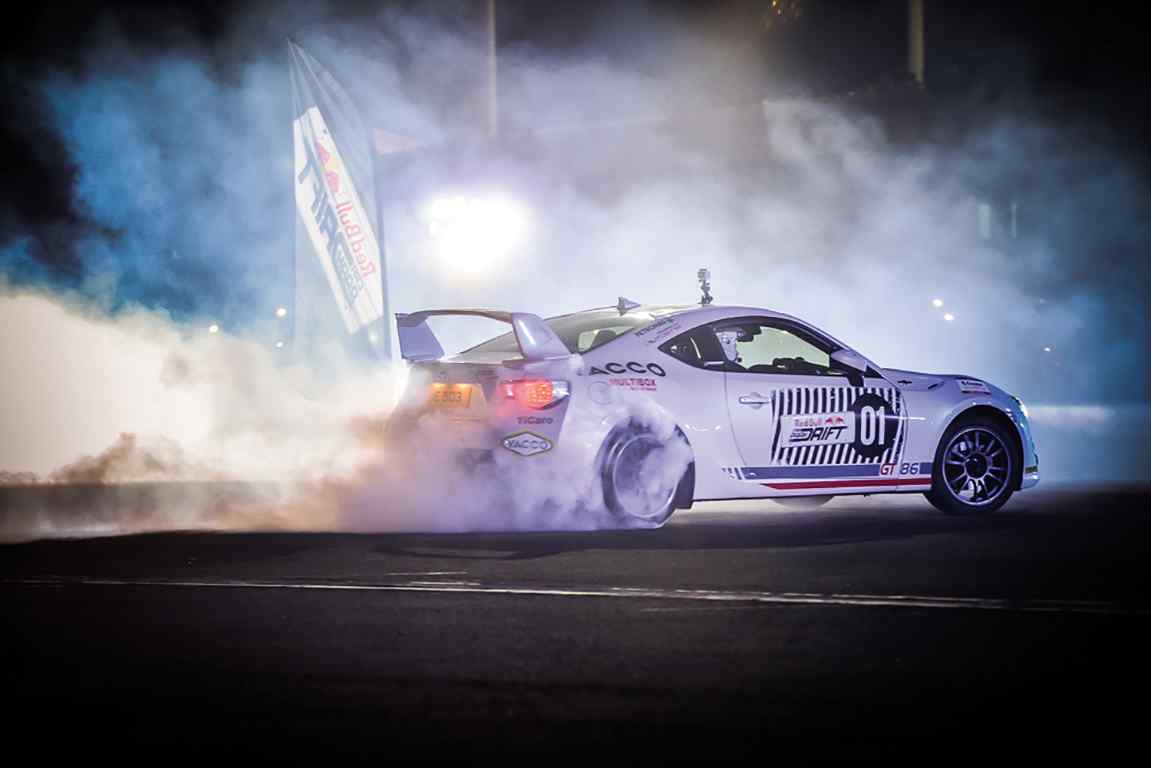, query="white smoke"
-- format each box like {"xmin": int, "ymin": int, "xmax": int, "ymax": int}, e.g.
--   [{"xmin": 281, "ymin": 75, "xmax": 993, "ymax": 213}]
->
[
  {"xmin": 0, "ymin": 282, "xmax": 393, "ymax": 481},
  {"xmin": 0, "ymin": 284, "xmax": 690, "ymax": 539}
]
